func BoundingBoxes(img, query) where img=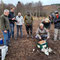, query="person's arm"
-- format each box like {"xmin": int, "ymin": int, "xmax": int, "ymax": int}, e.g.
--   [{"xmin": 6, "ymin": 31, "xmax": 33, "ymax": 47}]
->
[
  {"xmin": 31, "ymin": 16, "xmax": 33, "ymax": 24},
  {"xmin": 54, "ymin": 18, "xmax": 58, "ymax": 23},
  {"xmin": 14, "ymin": 17, "xmax": 17, "ymax": 22},
  {"xmin": 53, "ymin": 16, "xmax": 60, "ymax": 24},
  {"xmin": 0, "ymin": 16, "xmax": 7, "ymax": 33},
  {"xmin": 46, "ymin": 29, "xmax": 50, "ymax": 39},
  {"xmin": 31, "ymin": 16, "xmax": 33, "ymax": 21},
  {"xmin": 36, "ymin": 28, "xmax": 41, "ymax": 39},
  {"xmin": 0, "ymin": 16, "xmax": 5, "ymax": 30},
  {"xmin": 22, "ymin": 16, "xmax": 24, "ymax": 24},
  {"xmin": 16, "ymin": 16, "xmax": 18, "ymax": 22},
  {"xmin": 0, "ymin": 17, "xmax": 1, "ymax": 30},
  {"xmin": 56, "ymin": 19, "xmax": 60, "ymax": 22},
  {"xmin": 8, "ymin": 13, "xmax": 12, "ymax": 21},
  {"xmin": 24, "ymin": 16, "xmax": 27, "ymax": 25}
]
